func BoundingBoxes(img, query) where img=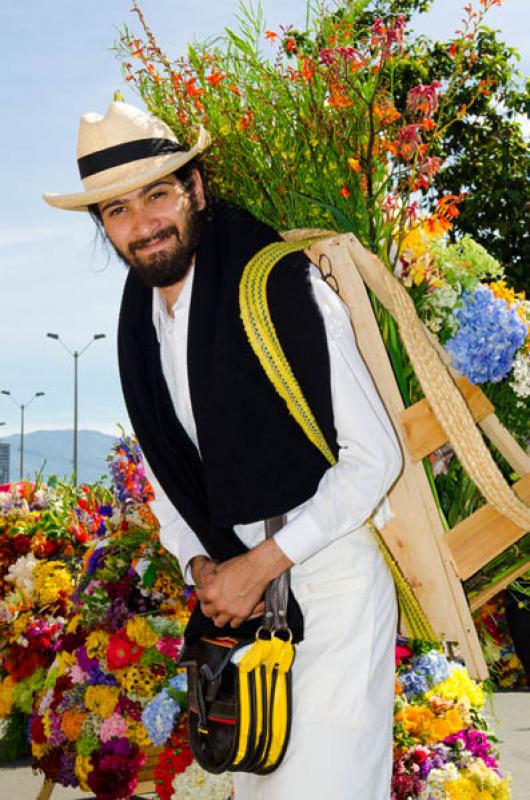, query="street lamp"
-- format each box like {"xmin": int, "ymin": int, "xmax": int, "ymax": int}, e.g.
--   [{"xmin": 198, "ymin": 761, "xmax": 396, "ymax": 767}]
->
[
  {"xmin": 46, "ymin": 333, "xmax": 106, "ymax": 485},
  {"xmin": 1, "ymin": 390, "xmax": 45, "ymax": 479}
]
